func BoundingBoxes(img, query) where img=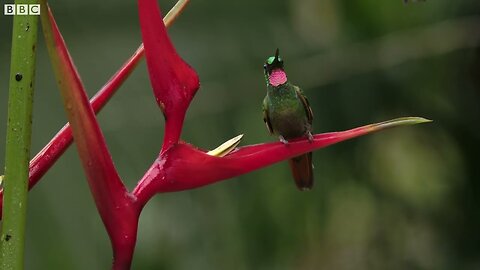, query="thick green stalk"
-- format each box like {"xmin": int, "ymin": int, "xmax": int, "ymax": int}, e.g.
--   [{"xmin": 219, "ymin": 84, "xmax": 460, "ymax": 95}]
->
[{"xmin": 1, "ymin": 1, "xmax": 39, "ymax": 269}]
